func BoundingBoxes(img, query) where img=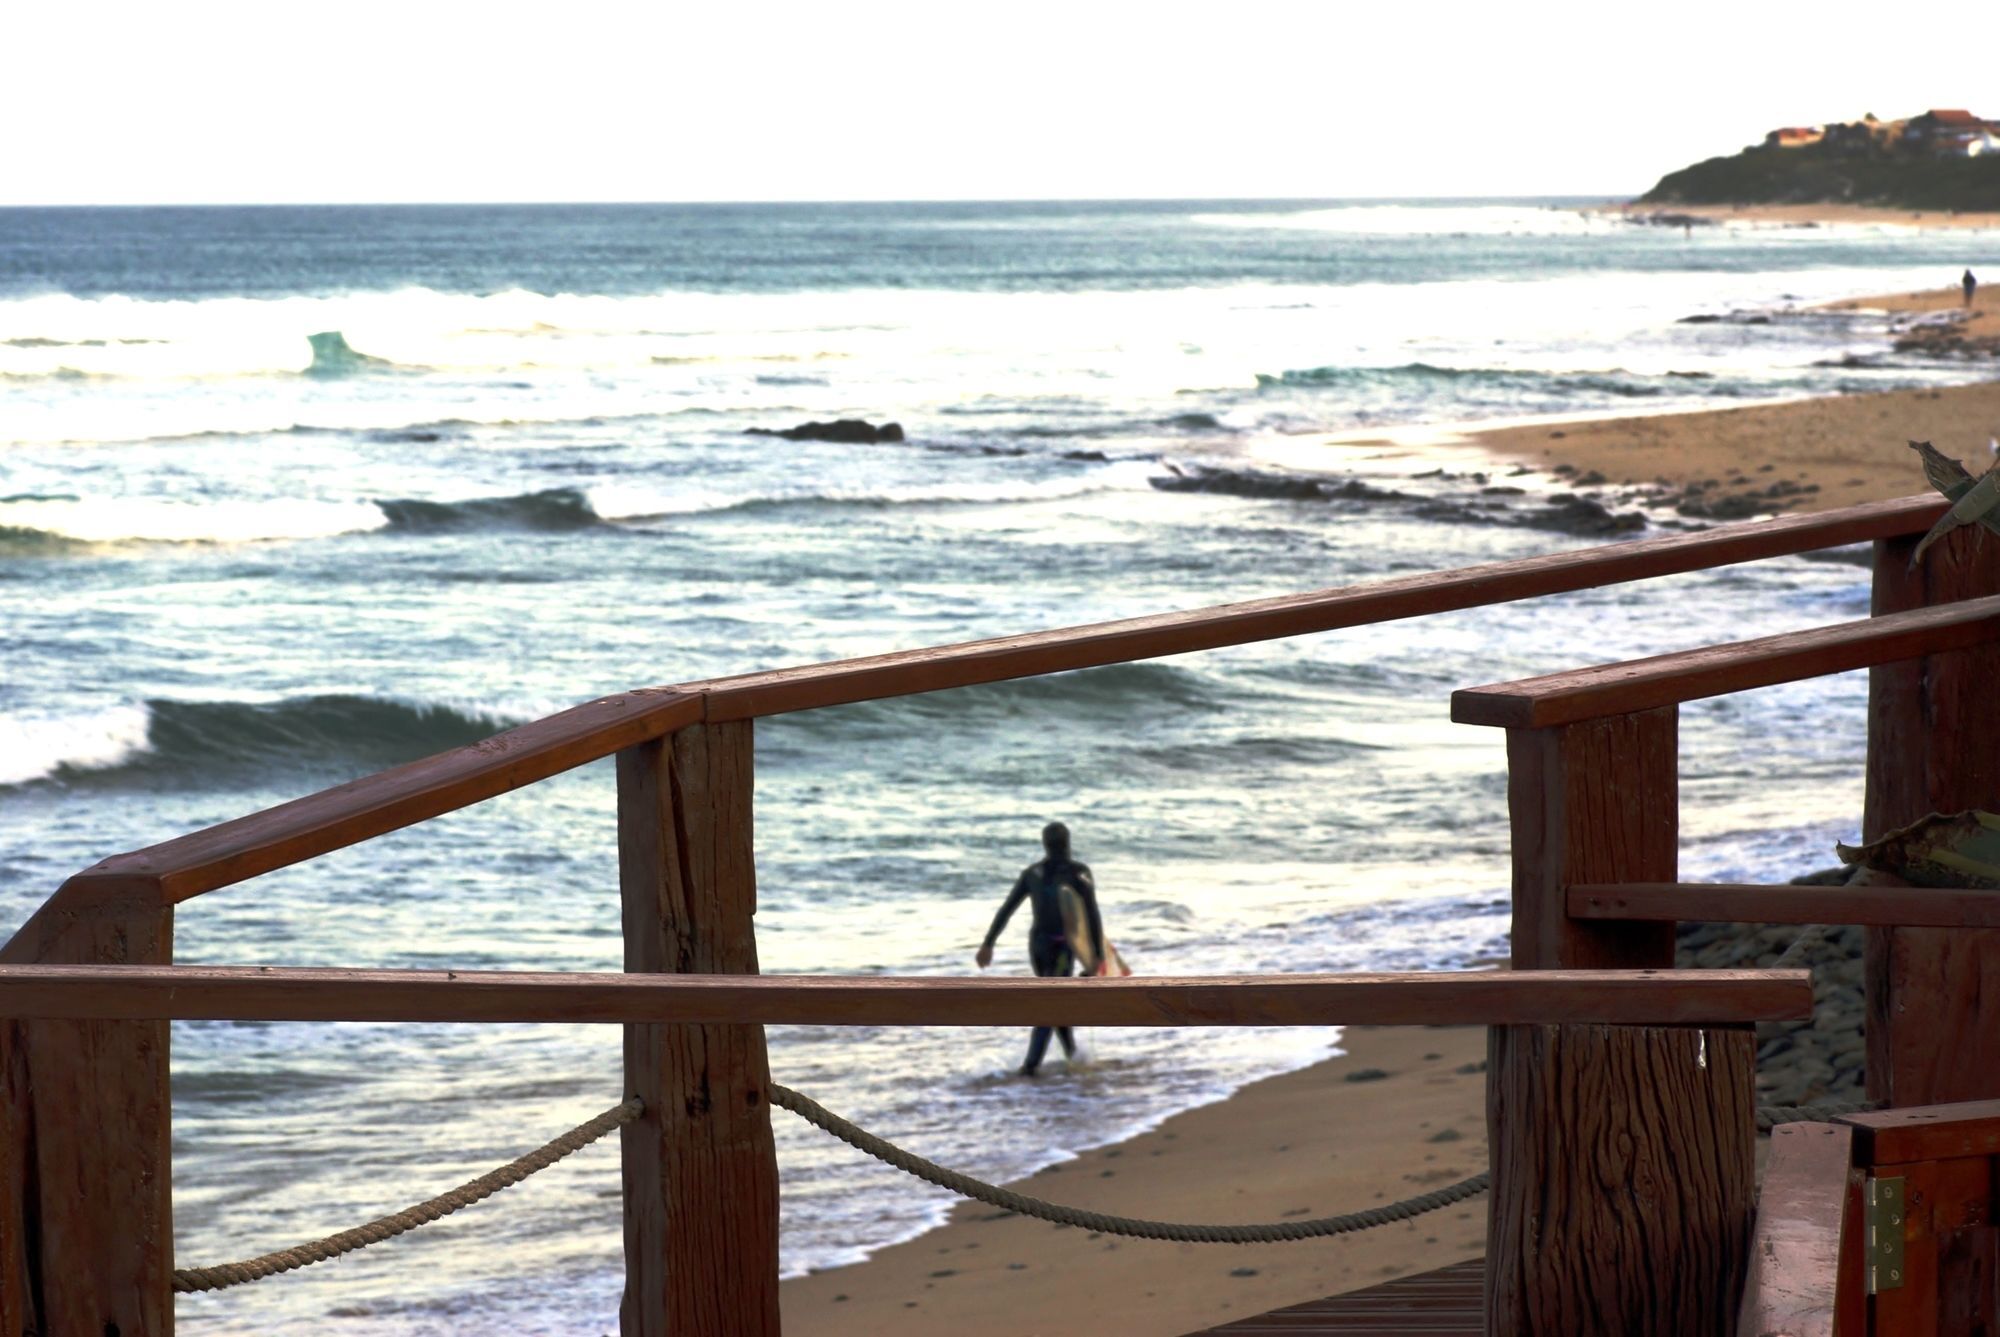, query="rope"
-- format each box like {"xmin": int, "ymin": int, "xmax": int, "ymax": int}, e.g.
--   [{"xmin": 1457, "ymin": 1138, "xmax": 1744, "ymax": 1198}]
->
[
  {"xmin": 166, "ymin": 1077, "xmax": 1893, "ymax": 1294},
  {"xmin": 769, "ymin": 1082, "xmax": 1488, "ymax": 1243},
  {"xmin": 172, "ymin": 1097, "xmax": 641, "ymax": 1294}
]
